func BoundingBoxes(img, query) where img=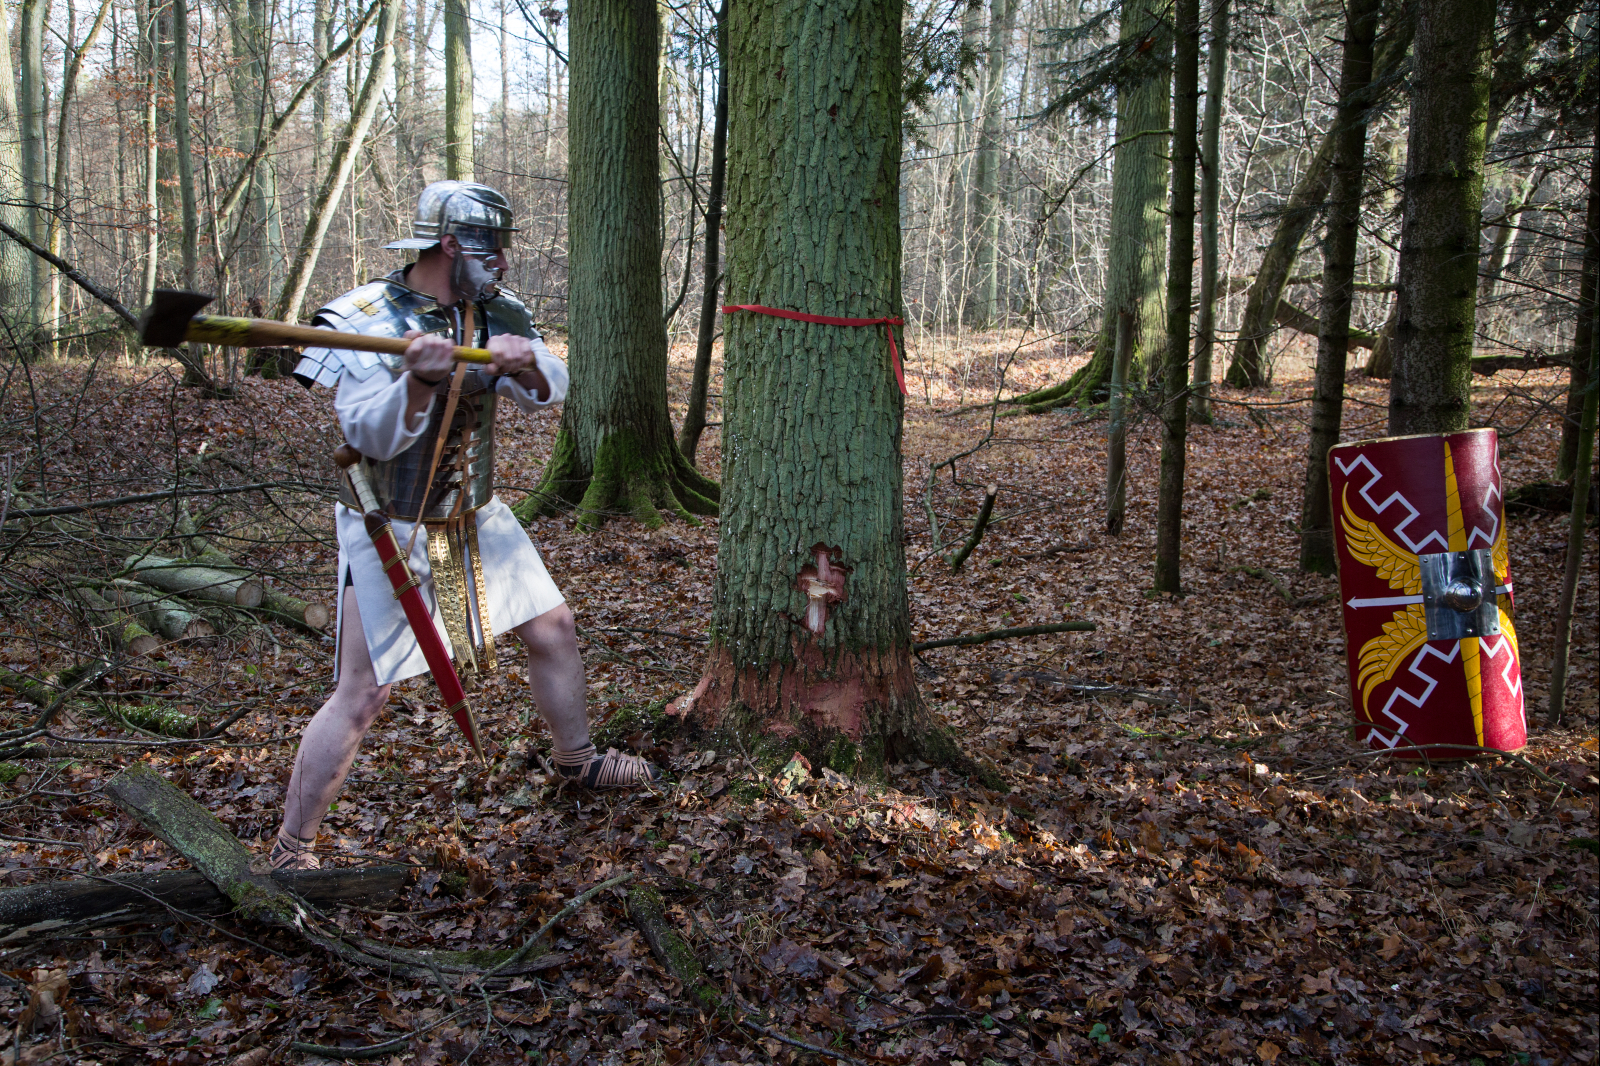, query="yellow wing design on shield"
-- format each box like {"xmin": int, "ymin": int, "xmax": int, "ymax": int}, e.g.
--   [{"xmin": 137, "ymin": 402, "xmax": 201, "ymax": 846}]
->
[
  {"xmin": 1340, "ymin": 485, "xmax": 1421, "ymax": 594},
  {"xmin": 1491, "ymin": 505, "xmax": 1509, "ymax": 586},
  {"xmin": 1356, "ymin": 603, "xmax": 1428, "ymax": 713}
]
